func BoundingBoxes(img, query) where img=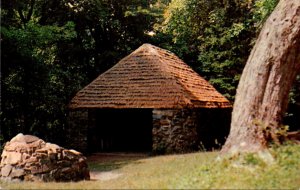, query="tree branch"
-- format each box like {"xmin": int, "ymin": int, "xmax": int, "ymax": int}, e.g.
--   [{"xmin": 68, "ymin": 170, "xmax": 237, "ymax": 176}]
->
[
  {"xmin": 26, "ymin": 0, "xmax": 35, "ymax": 22},
  {"xmin": 17, "ymin": 9, "xmax": 27, "ymax": 24}
]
